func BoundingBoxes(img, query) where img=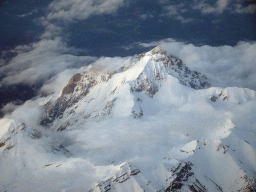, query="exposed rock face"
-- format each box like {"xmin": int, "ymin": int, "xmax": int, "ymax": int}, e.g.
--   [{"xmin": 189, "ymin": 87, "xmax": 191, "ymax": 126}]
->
[
  {"xmin": 165, "ymin": 162, "xmax": 208, "ymax": 192},
  {"xmin": 41, "ymin": 70, "xmax": 110, "ymax": 126},
  {"xmin": 130, "ymin": 46, "xmax": 210, "ymax": 97},
  {"xmin": 0, "ymin": 120, "xmax": 42, "ymax": 154},
  {"xmin": 166, "ymin": 55, "xmax": 210, "ymax": 89},
  {"xmin": 89, "ymin": 163, "xmax": 141, "ymax": 192},
  {"xmin": 238, "ymin": 176, "xmax": 256, "ymax": 192},
  {"xmin": 151, "ymin": 46, "xmax": 210, "ymax": 90},
  {"xmin": 129, "ymin": 58, "xmax": 166, "ymax": 97},
  {"xmin": 61, "ymin": 73, "xmax": 82, "ymax": 95}
]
